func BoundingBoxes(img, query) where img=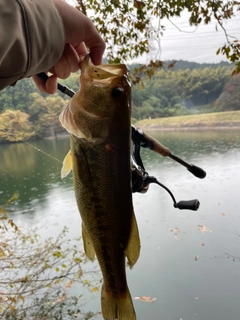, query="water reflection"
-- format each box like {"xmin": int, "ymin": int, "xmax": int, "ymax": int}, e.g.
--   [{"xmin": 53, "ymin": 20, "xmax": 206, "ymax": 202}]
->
[
  {"xmin": 0, "ymin": 137, "xmax": 71, "ymax": 208},
  {"xmin": 1, "ymin": 130, "xmax": 240, "ymax": 320}
]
